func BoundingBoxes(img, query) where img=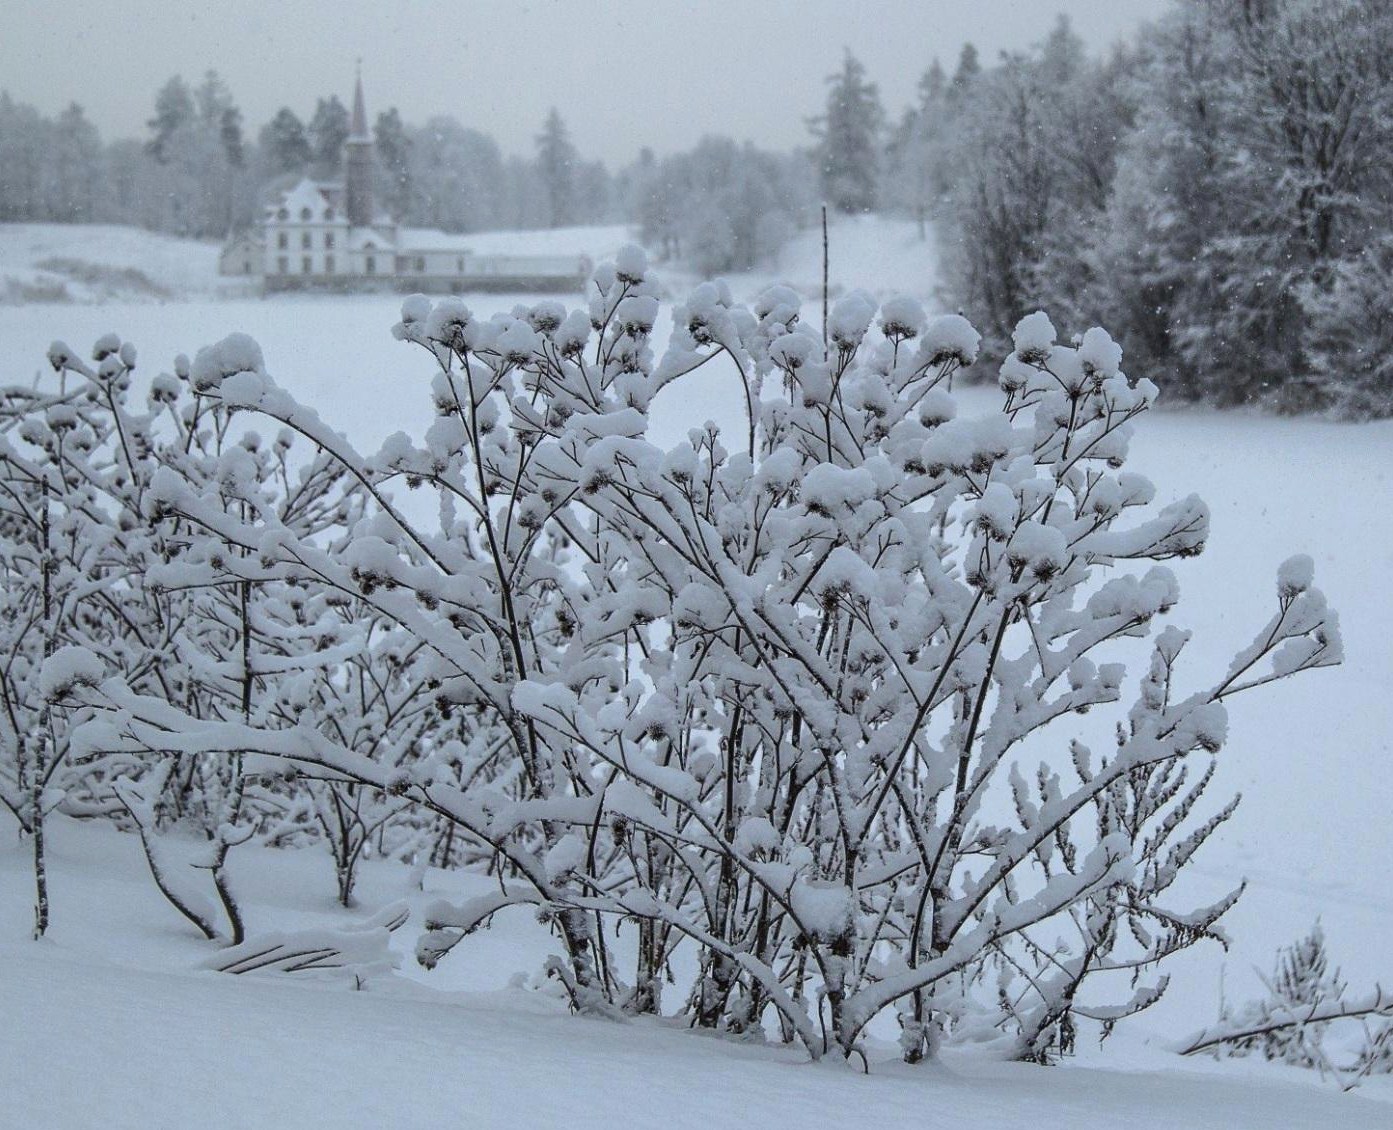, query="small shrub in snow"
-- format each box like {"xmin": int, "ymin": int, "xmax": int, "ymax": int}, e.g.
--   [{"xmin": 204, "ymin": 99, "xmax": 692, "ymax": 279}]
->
[{"xmin": 1180, "ymin": 924, "xmax": 1393, "ymax": 1089}]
